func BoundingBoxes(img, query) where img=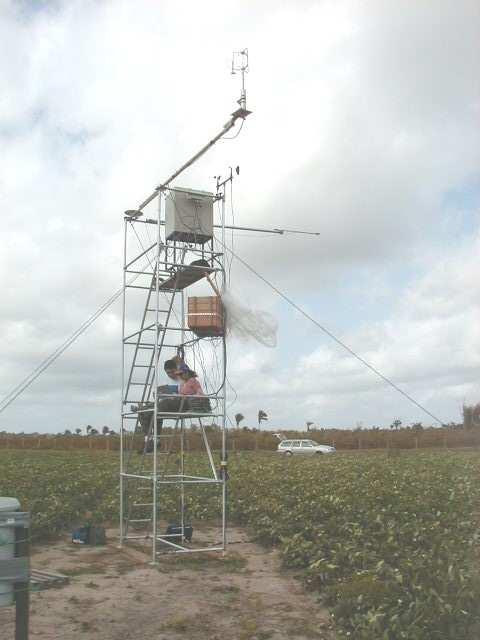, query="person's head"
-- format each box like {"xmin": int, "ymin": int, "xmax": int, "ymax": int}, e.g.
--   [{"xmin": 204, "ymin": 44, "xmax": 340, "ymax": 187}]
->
[{"xmin": 164, "ymin": 359, "xmax": 178, "ymax": 380}]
